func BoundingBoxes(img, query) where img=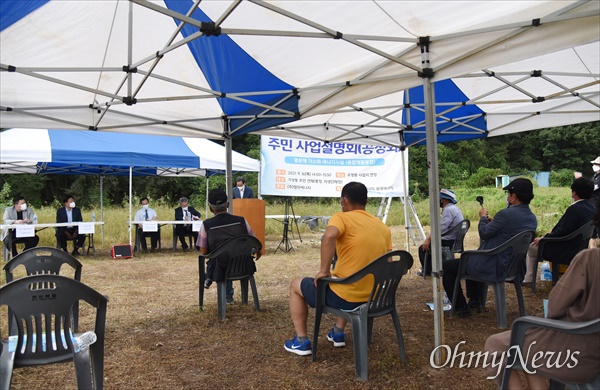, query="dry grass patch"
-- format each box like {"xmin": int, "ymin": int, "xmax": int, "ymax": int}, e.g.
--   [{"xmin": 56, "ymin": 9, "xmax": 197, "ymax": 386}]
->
[{"xmin": 1, "ymin": 226, "xmax": 553, "ymax": 389}]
